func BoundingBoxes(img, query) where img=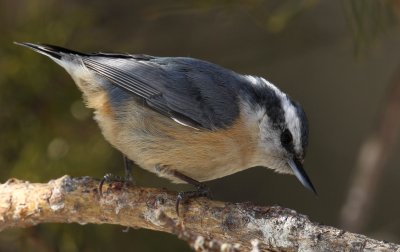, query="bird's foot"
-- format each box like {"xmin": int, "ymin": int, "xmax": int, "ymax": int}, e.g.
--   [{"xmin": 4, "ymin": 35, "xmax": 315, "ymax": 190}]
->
[
  {"xmin": 98, "ymin": 173, "xmax": 134, "ymax": 197},
  {"xmin": 99, "ymin": 155, "xmax": 135, "ymax": 197},
  {"xmin": 169, "ymin": 170, "xmax": 213, "ymax": 216},
  {"xmin": 176, "ymin": 183, "xmax": 213, "ymax": 216}
]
